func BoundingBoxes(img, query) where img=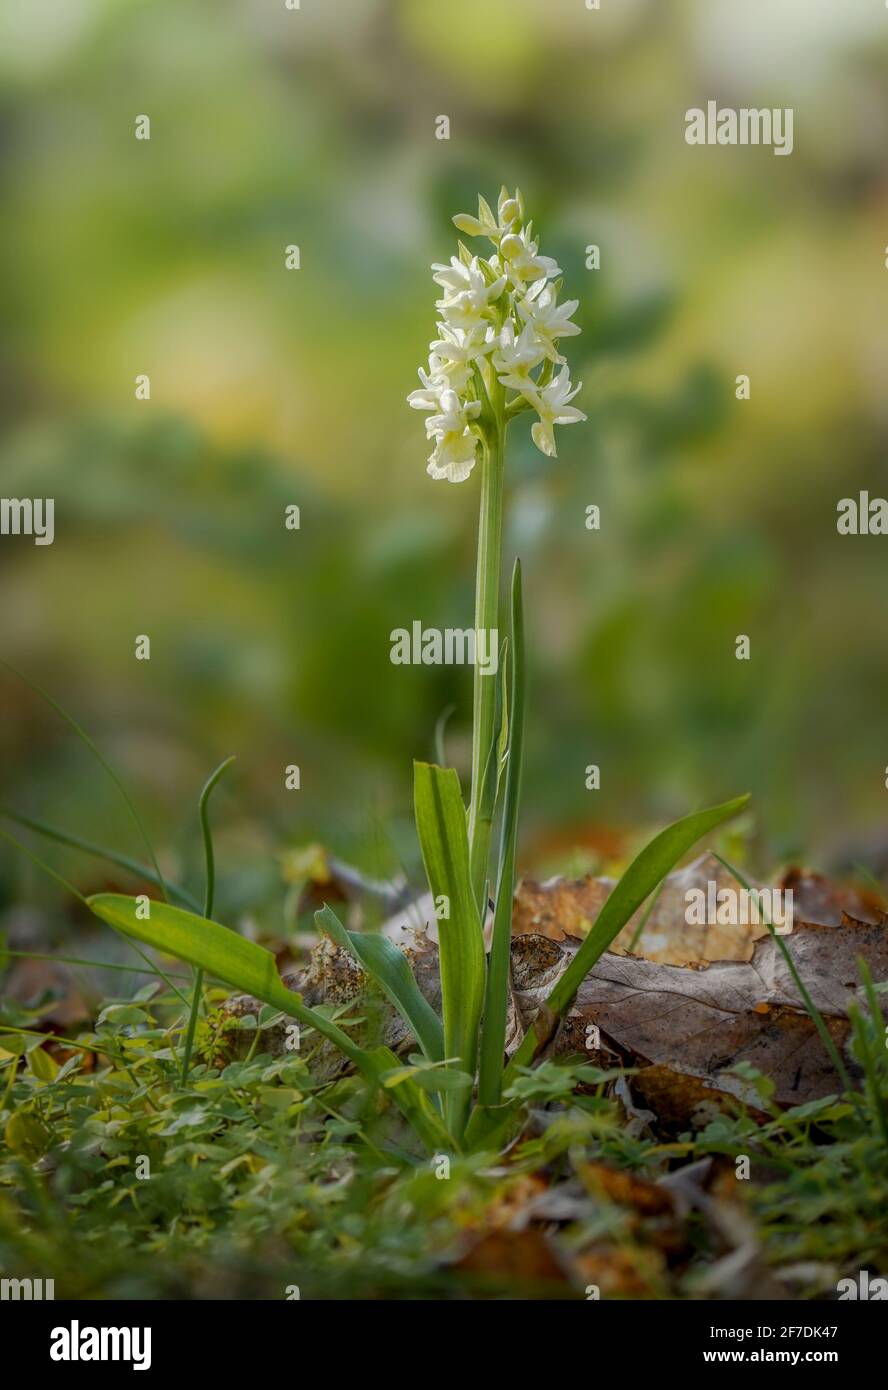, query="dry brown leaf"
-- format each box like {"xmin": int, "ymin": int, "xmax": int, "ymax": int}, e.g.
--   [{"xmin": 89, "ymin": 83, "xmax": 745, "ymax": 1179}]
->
[
  {"xmin": 516, "ymin": 916, "xmax": 888, "ymax": 1110},
  {"xmin": 514, "ymin": 853, "xmax": 770, "ymax": 964},
  {"xmin": 778, "ymin": 867, "xmax": 884, "ymax": 926},
  {"xmin": 572, "ymin": 1244, "xmax": 666, "ymax": 1298},
  {"xmin": 450, "ymin": 1228, "xmax": 571, "ymax": 1291},
  {"xmin": 224, "ymin": 890, "xmax": 888, "ymax": 1120},
  {"xmin": 576, "ymin": 1161, "xmax": 674, "ymax": 1217}
]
